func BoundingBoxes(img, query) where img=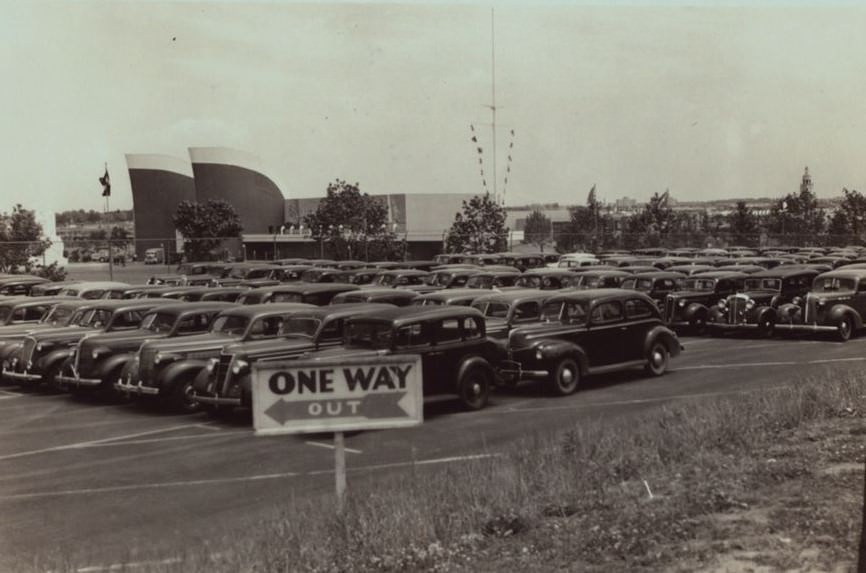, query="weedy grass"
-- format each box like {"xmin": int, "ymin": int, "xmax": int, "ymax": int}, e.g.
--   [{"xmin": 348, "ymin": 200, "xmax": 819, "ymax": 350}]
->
[{"xmin": 40, "ymin": 373, "xmax": 866, "ymax": 572}]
